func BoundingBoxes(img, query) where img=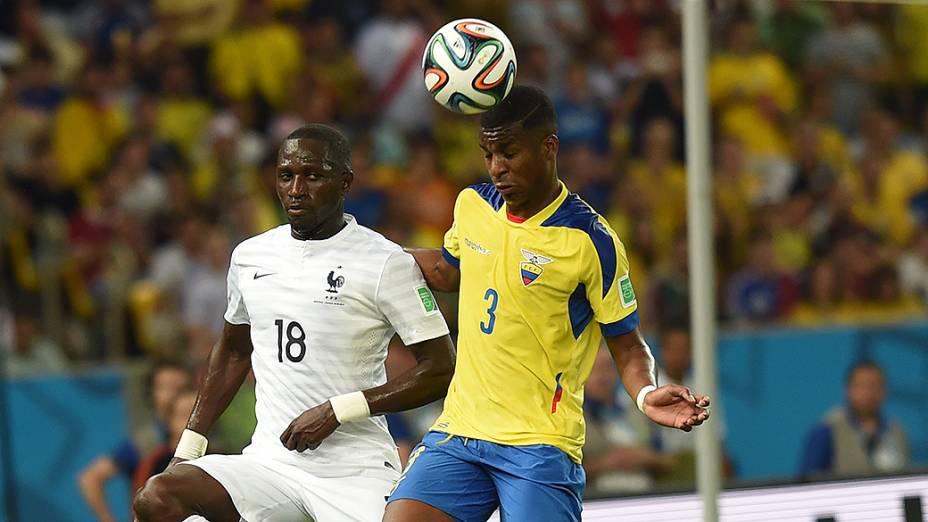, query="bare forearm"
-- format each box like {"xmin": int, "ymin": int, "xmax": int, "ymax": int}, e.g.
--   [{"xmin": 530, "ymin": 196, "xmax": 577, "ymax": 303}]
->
[
  {"xmin": 405, "ymin": 248, "xmax": 459, "ymax": 292},
  {"xmin": 363, "ymin": 337, "xmax": 455, "ymax": 415},
  {"xmin": 186, "ymin": 325, "xmax": 252, "ymax": 435},
  {"xmin": 77, "ymin": 476, "xmax": 116, "ymax": 522},
  {"xmin": 605, "ymin": 330, "xmax": 657, "ymax": 400},
  {"xmin": 618, "ymin": 342, "xmax": 656, "ymax": 399}
]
